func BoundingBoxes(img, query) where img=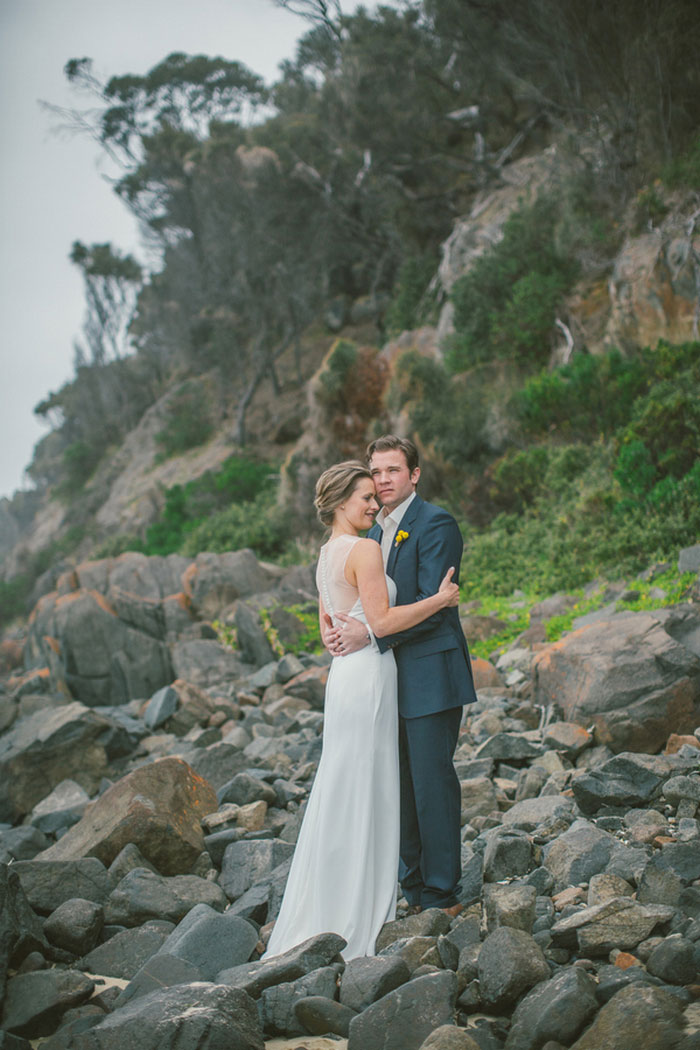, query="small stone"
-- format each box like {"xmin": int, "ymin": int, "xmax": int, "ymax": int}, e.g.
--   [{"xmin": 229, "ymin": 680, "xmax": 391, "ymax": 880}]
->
[{"xmin": 44, "ymin": 899, "xmax": 104, "ymax": 956}]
